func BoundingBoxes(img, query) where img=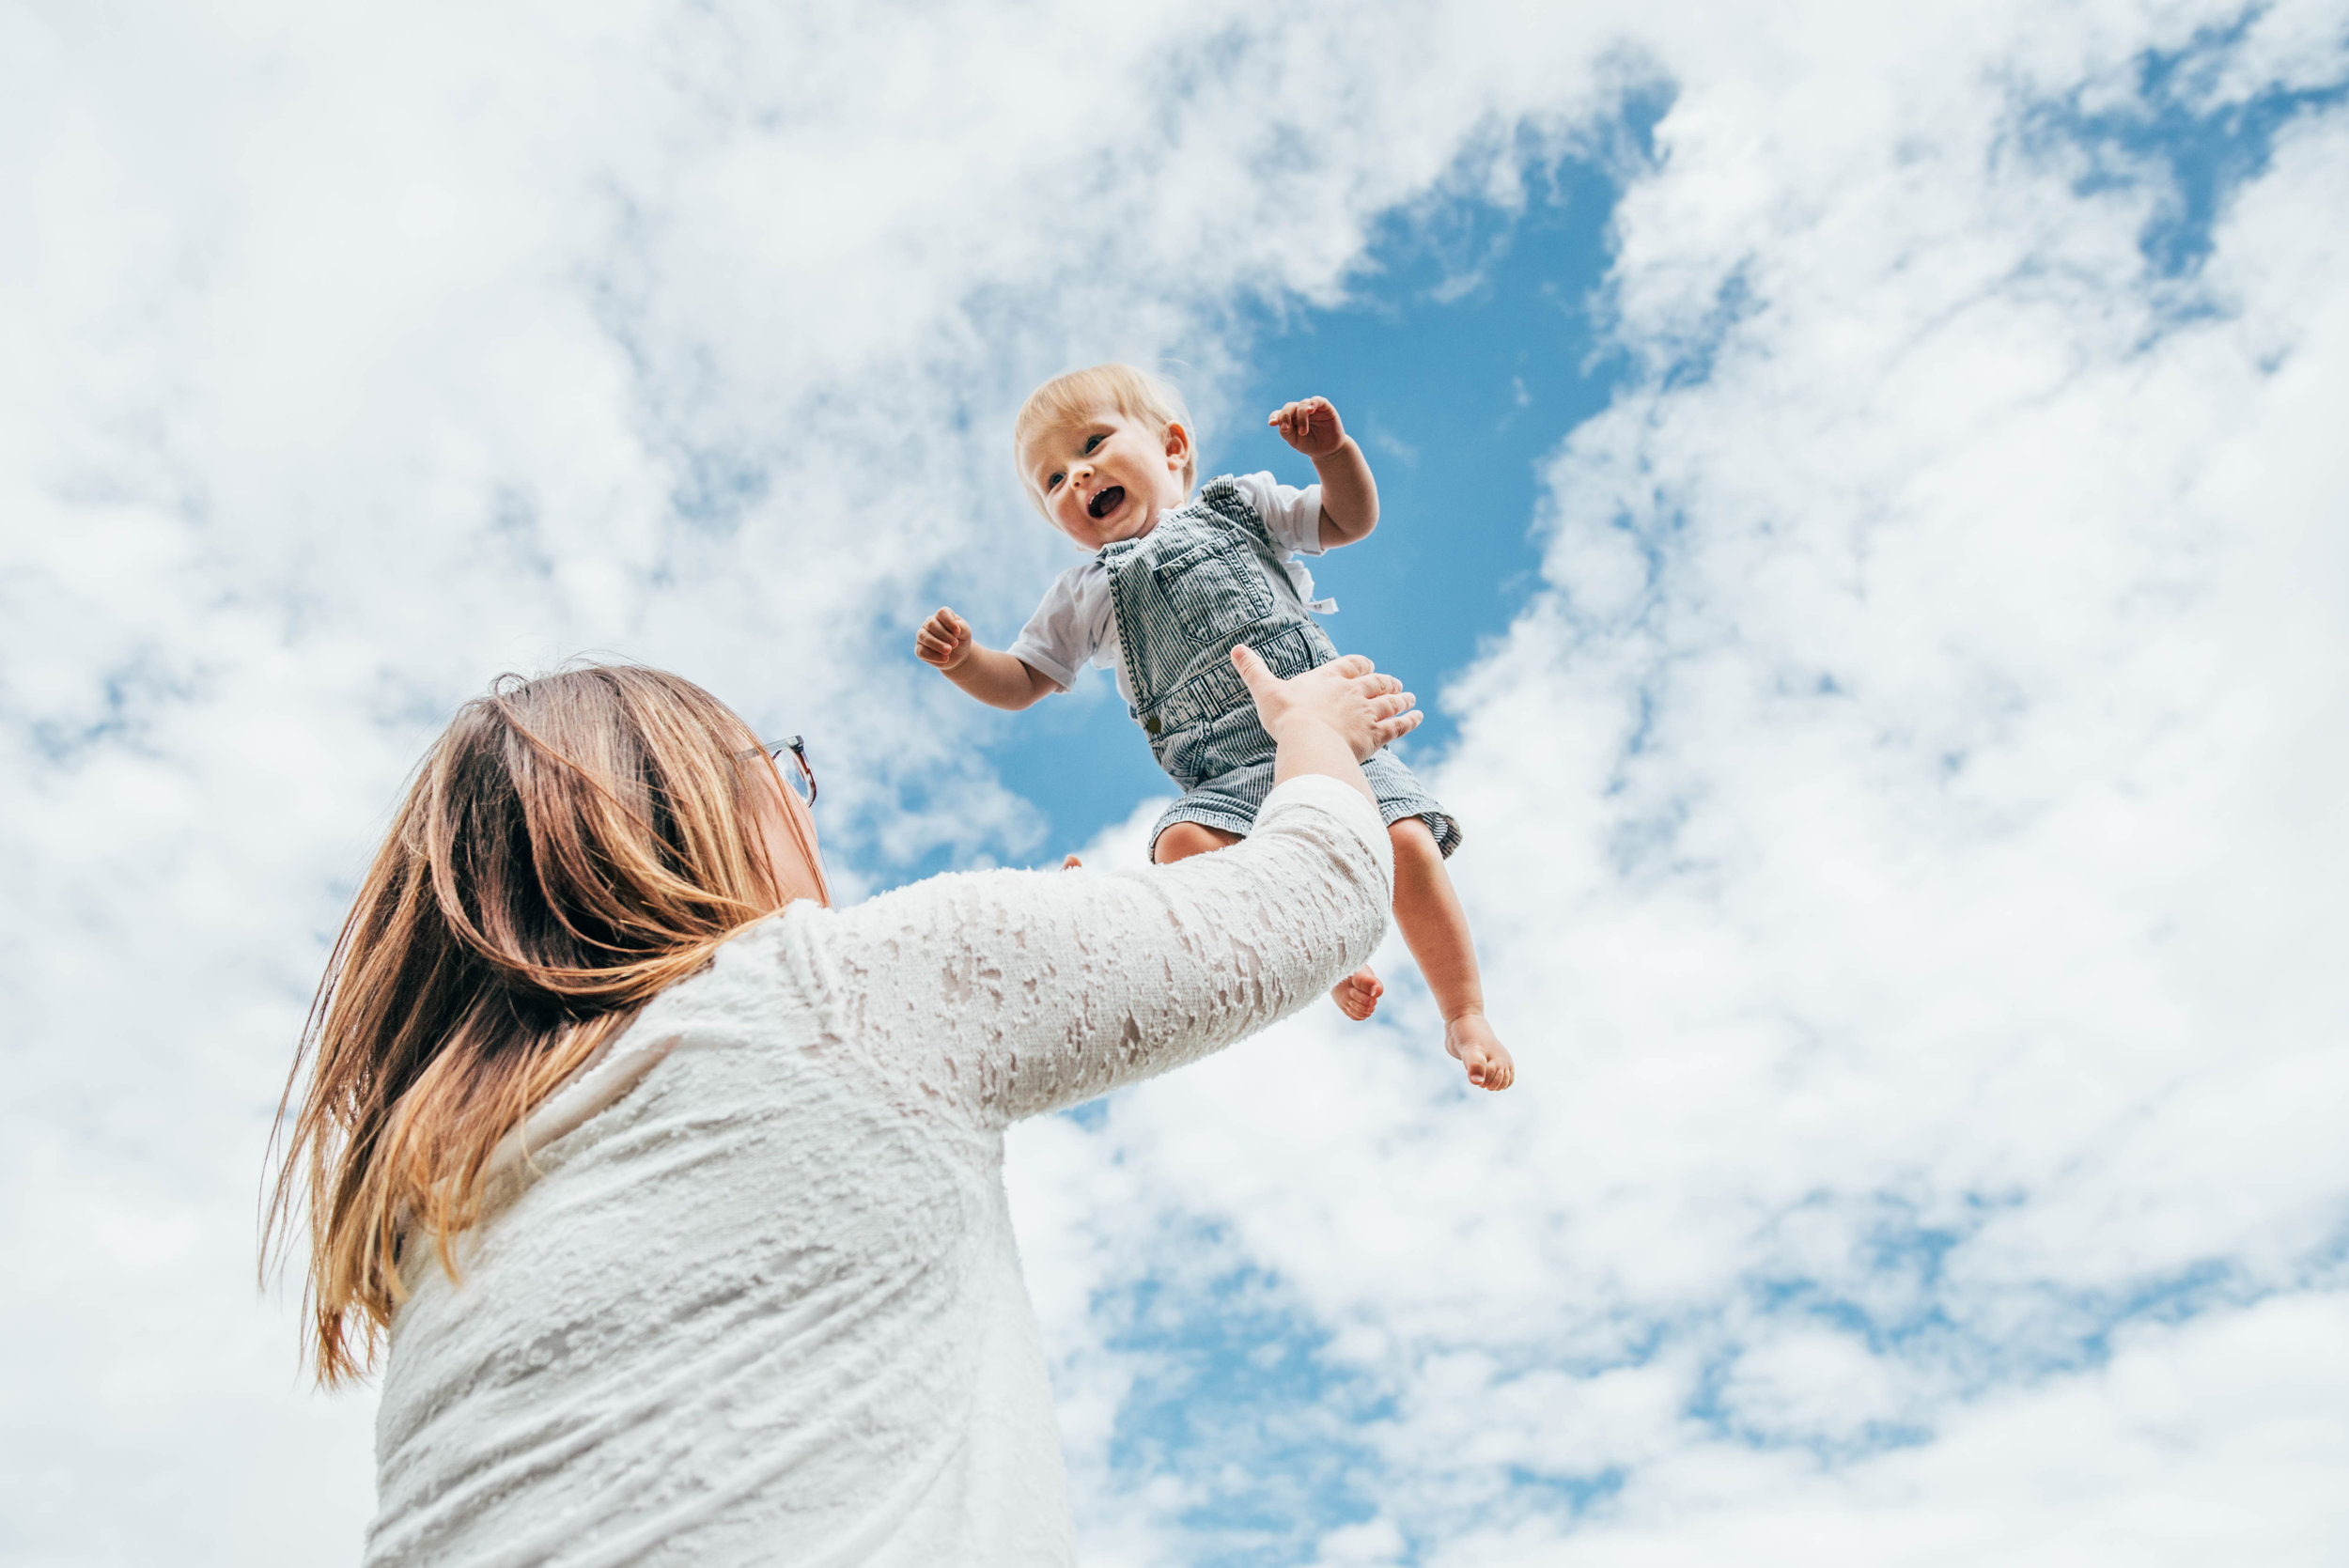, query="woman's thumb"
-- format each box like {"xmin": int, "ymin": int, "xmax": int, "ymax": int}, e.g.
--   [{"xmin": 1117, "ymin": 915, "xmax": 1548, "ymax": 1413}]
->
[{"xmin": 1230, "ymin": 643, "xmax": 1273, "ymax": 692}]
